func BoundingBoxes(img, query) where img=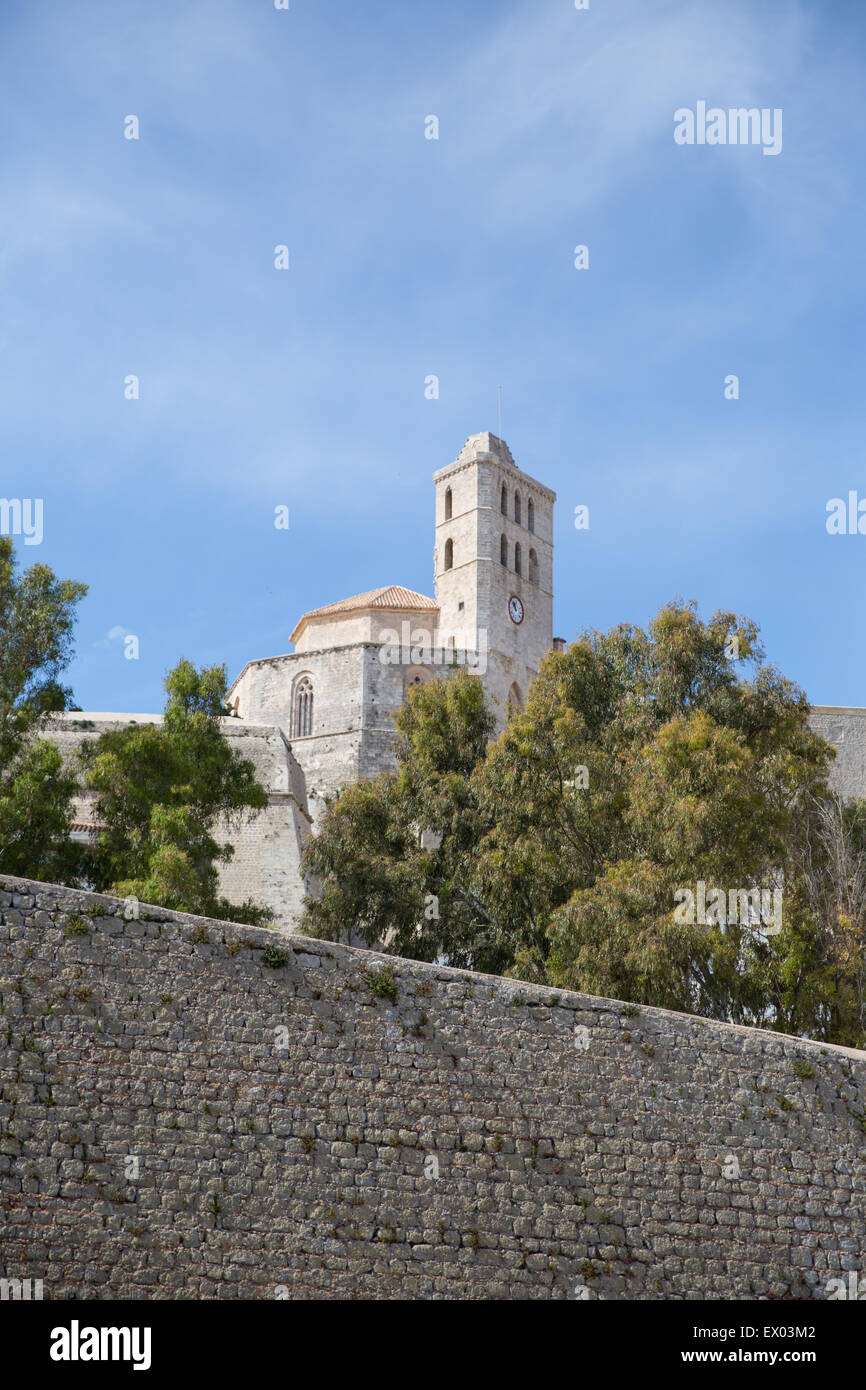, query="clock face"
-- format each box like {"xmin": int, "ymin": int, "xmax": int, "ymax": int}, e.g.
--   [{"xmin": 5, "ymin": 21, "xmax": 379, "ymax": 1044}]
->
[{"xmin": 508, "ymin": 595, "xmax": 524, "ymax": 625}]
